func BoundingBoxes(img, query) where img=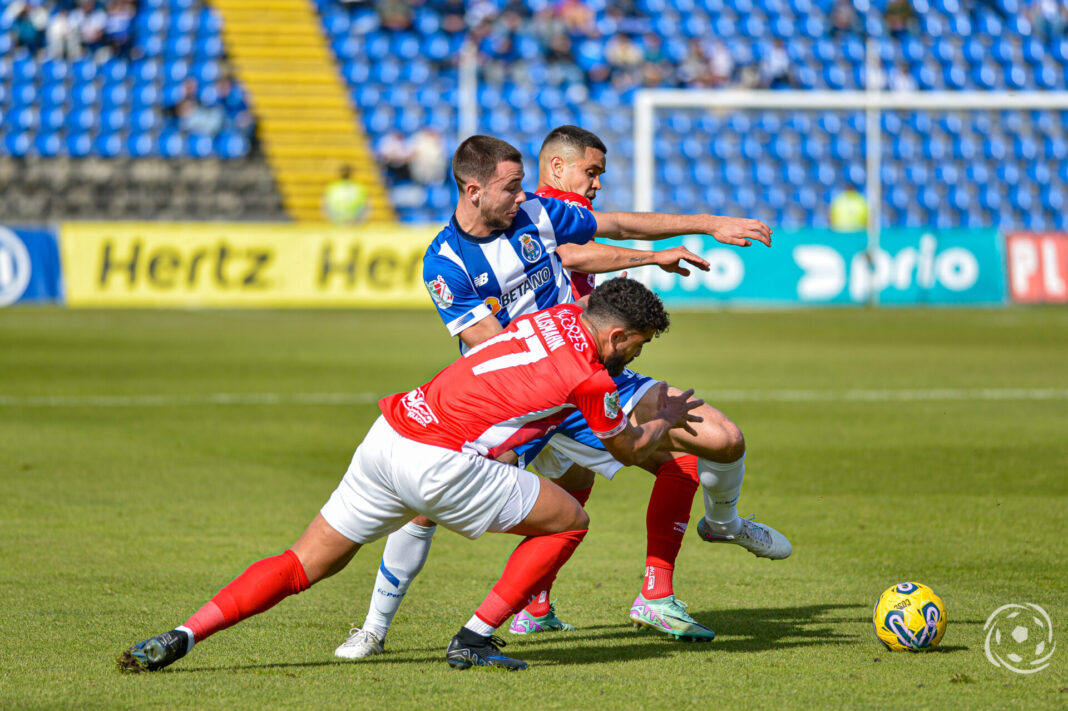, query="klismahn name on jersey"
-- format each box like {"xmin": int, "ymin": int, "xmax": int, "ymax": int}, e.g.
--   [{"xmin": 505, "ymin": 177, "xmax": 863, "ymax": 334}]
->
[{"xmin": 499, "ymin": 266, "xmax": 553, "ymax": 309}]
